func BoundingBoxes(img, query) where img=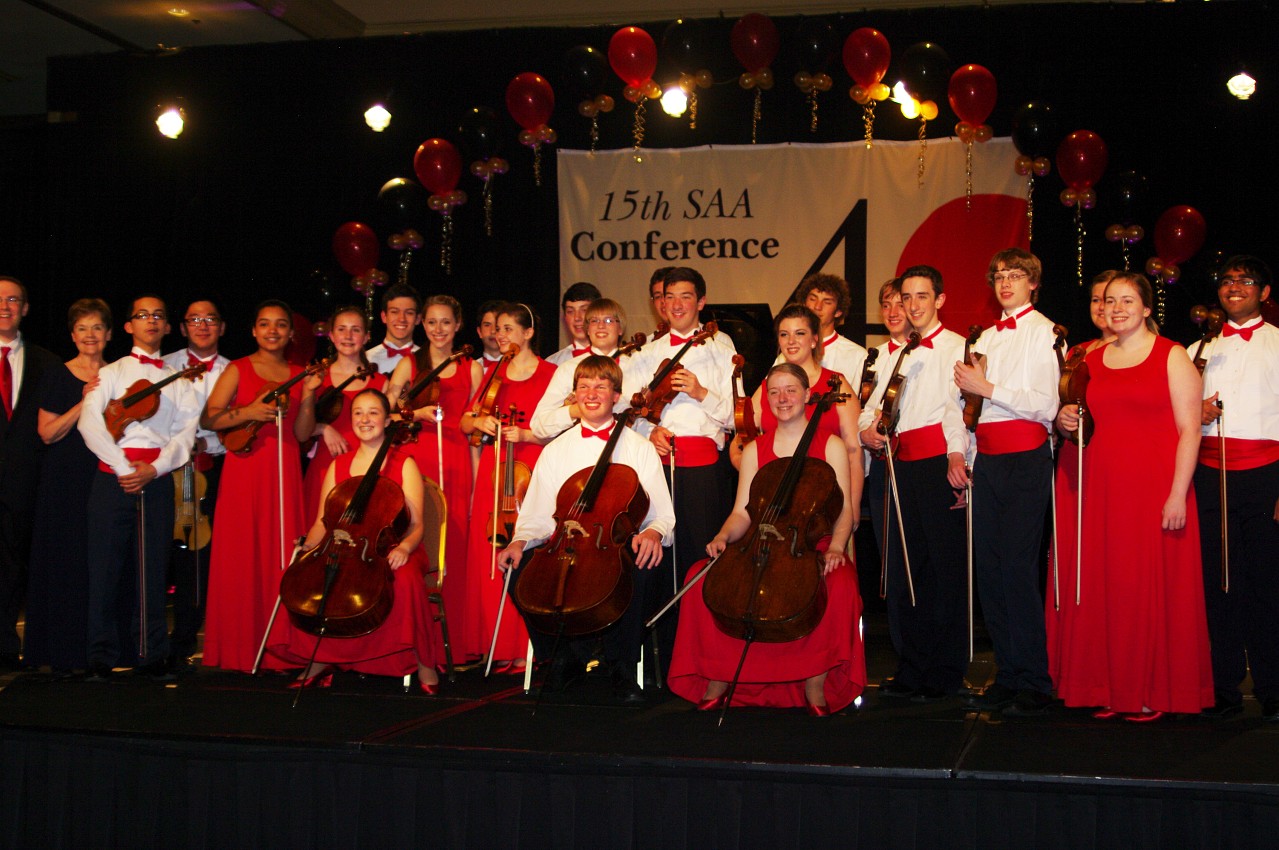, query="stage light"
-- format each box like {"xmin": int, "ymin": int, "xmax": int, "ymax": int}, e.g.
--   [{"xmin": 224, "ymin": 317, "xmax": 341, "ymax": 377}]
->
[
  {"xmin": 364, "ymin": 104, "xmax": 392, "ymax": 132},
  {"xmin": 1227, "ymin": 71, "xmax": 1256, "ymax": 100},
  {"xmin": 155, "ymin": 105, "xmax": 185, "ymax": 139},
  {"xmin": 891, "ymin": 80, "xmax": 921, "ymax": 119},
  {"xmin": 660, "ymin": 86, "xmax": 688, "ymax": 118}
]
